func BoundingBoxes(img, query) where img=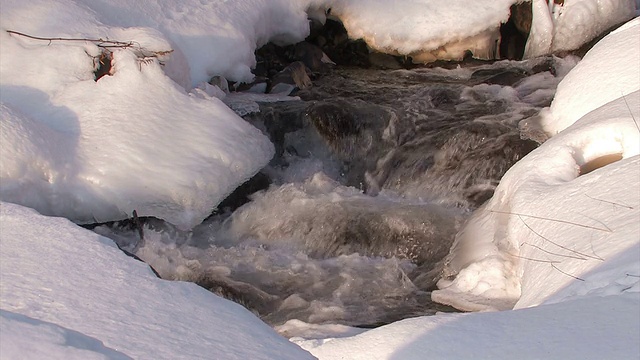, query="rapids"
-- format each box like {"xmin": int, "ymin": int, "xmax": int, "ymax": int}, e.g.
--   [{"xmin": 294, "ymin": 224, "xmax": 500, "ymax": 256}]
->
[{"xmin": 92, "ymin": 55, "xmax": 576, "ymax": 330}]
